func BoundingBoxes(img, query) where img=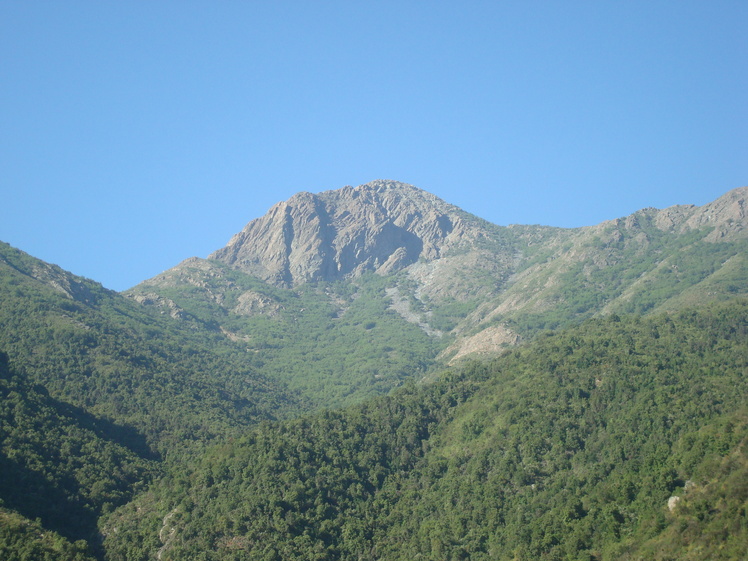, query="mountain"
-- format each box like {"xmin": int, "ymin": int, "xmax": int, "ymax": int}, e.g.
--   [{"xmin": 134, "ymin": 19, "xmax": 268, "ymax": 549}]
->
[
  {"xmin": 209, "ymin": 180, "xmax": 487, "ymax": 287},
  {"xmin": 1, "ymin": 180, "xmax": 747, "ymax": 560},
  {"xmin": 128, "ymin": 181, "xmax": 748, "ymax": 403},
  {"xmin": 192, "ymin": 179, "xmax": 746, "ymax": 297}
]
